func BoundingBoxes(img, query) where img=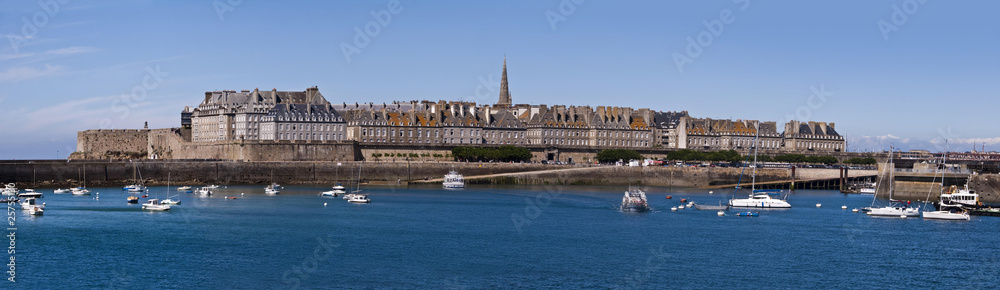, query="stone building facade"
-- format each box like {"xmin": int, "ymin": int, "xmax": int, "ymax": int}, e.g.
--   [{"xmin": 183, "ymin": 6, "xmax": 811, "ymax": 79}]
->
[{"xmin": 190, "ymin": 87, "xmax": 346, "ymax": 143}]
